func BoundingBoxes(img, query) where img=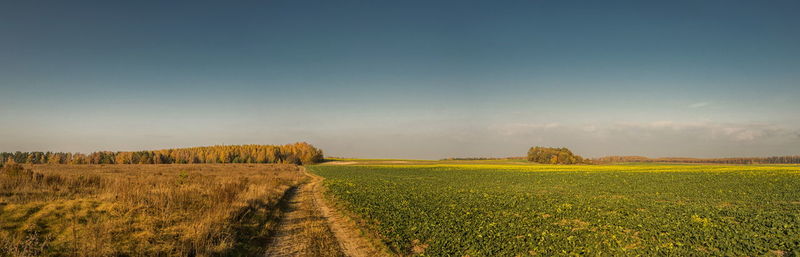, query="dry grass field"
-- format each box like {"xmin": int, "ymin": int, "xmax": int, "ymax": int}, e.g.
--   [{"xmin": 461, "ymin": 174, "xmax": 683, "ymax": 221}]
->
[{"xmin": 0, "ymin": 164, "xmax": 306, "ymax": 257}]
